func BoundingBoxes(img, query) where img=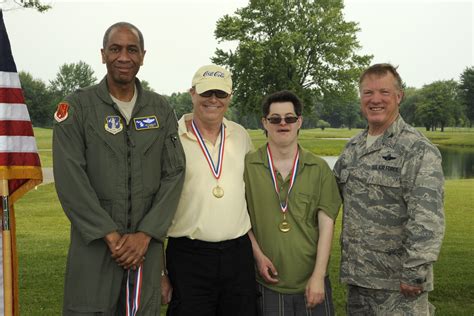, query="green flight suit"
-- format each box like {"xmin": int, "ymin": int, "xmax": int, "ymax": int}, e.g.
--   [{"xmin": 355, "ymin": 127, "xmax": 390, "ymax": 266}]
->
[{"xmin": 53, "ymin": 77, "xmax": 185, "ymax": 315}]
